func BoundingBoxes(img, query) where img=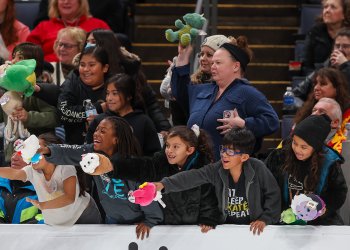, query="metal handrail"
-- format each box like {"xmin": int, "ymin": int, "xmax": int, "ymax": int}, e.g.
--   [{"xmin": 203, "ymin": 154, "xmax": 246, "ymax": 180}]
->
[{"xmin": 191, "ymin": 0, "xmax": 218, "ymax": 73}]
